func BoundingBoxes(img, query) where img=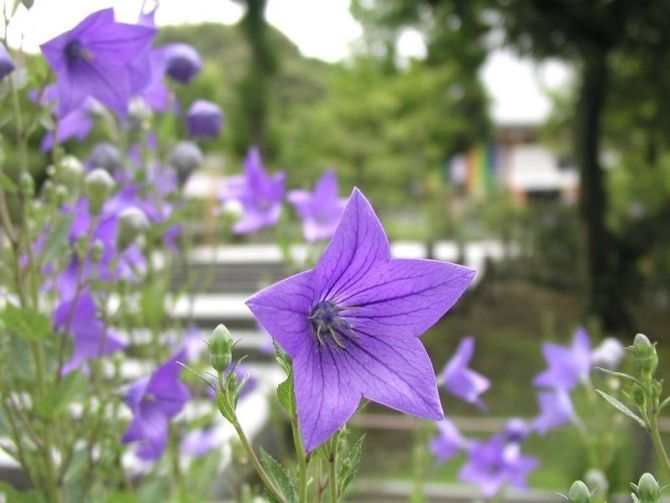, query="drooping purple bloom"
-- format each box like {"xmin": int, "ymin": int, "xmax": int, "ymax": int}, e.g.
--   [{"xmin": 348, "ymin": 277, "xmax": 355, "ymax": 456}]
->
[
  {"xmin": 222, "ymin": 147, "xmax": 285, "ymax": 234},
  {"xmin": 246, "ymin": 188, "xmax": 475, "ymax": 451},
  {"xmin": 534, "ymin": 327, "xmax": 591, "ymax": 391},
  {"xmin": 53, "ymin": 290, "xmax": 125, "ymax": 374},
  {"xmin": 430, "ymin": 418, "xmax": 468, "ymax": 464},
  {"xmin": 532, "ymin": 389, "xmax": 576, "ymax": 435},
  {"xmin": 163, "ymin": 43, "xmax": 202, "ymax": 84},
  {"xmin": 460, "ymin": 433, "xmax": 538, "ymax": 497},
  {"xmin": 0, "ymin": 44, "xmax": 15, "ymax": 80},
  {"xmin": 41, "ymin": 97, "xmax": 100, "ymax": 151},
  {"xmin": 287, "ymin": 170, "xmax": 346, "ymax": 242},
  {"xmin": 438, "ymin": 336, "xmax": 490, "ymax": 409},
  {"xmin": 180, "ymin": 427, "xmax": 220, "ymax": 457},
  {"xmin": 187, "ymin": 99, "xmax": 223, "ymax": 138},
  {"xmin": 40, "ymin": 8, "xmax": 156, "ymax": 116},
  {"xmin": 122, "ymin": 350, "xmax": 191, "ymax": 461}
]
